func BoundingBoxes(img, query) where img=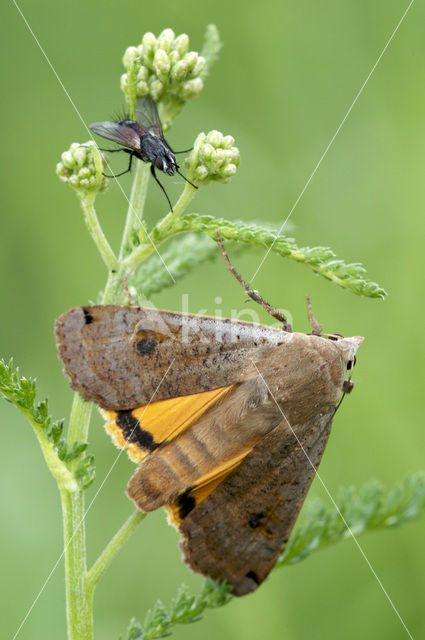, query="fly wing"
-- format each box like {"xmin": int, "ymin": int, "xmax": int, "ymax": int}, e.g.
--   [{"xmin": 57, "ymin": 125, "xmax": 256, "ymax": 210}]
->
[
  {"xmin": 89, "ymin": 121, "xmax": 141, "ymax": 150},
  {"xmin": 135, "ymin": 95, "xmax": 163, "ymax": 136},
  {"xmin": 55, "ymin": 305, "xmax": 287, "ymax": 410}
]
